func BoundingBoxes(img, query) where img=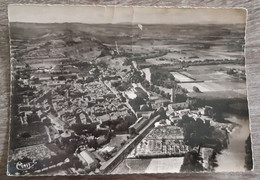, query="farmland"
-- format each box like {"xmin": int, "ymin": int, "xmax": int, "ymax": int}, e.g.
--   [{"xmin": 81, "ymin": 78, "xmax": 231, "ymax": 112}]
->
[
  {"xmin": 170, "ymin": 72, "xmax": 194, "ymax": 82},
  {"xmin": 177, "ymin": 64, "xmax": 246, "ymax": 93}
]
